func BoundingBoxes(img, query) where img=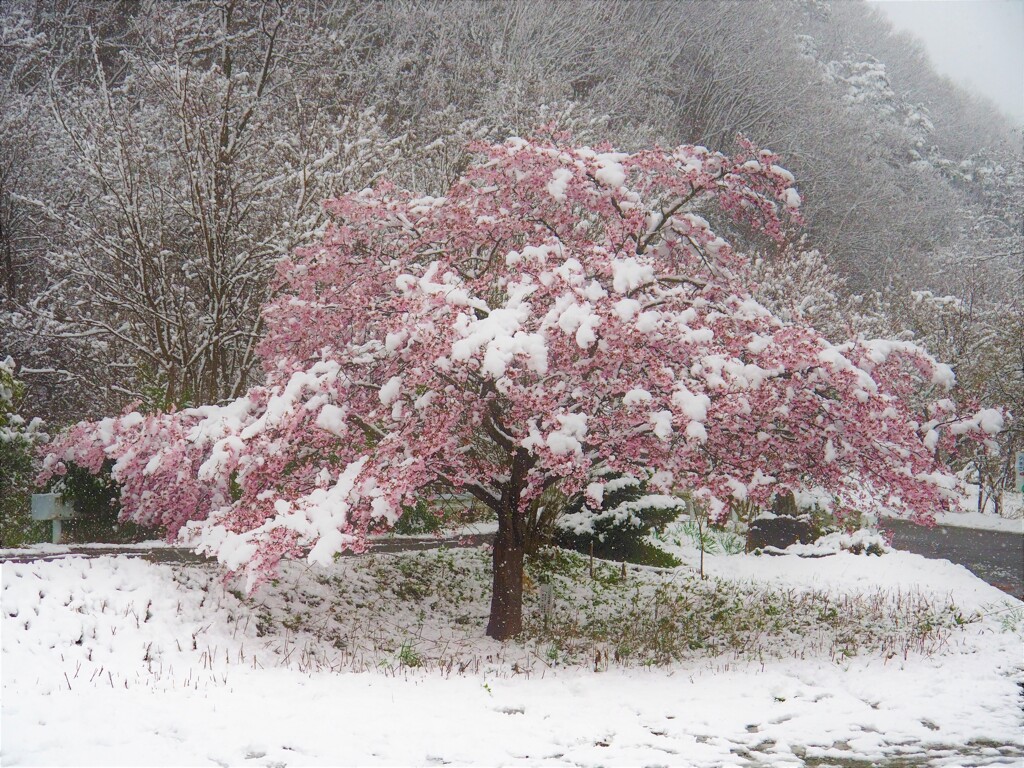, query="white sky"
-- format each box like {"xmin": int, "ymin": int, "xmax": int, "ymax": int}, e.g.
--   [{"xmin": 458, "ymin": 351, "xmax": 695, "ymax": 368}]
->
[{"xmin": 868, "ymin": 0, "xmax": 1024, "ymax": 125}]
